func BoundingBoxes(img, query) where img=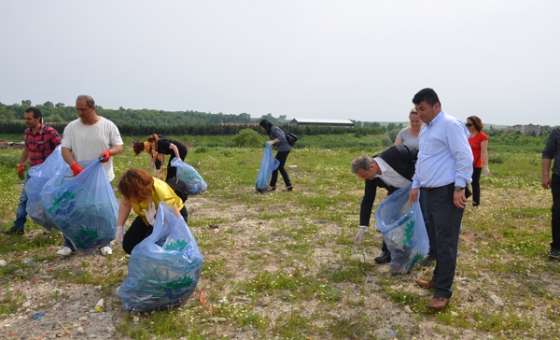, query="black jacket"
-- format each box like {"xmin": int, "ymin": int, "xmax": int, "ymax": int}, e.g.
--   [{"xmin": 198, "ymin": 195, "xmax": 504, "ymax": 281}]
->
[{"xmin": 359, "ymin": 145, "xmax": 418, "ymax": 226}]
